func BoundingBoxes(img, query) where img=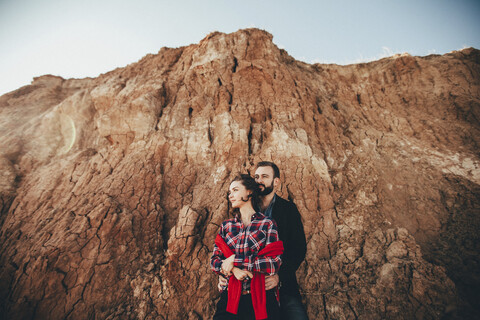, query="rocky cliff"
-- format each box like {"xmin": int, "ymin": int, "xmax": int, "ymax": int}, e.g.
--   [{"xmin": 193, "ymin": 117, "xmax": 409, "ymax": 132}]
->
[{"xmin": 0, "ymin": 28, "xmax": 479, "ymax": 319}]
